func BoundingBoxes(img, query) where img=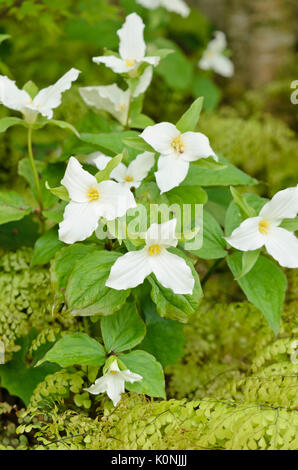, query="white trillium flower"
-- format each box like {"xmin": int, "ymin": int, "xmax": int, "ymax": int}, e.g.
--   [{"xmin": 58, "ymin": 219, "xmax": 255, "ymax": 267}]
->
[
  {"xmin": 79, "ymin": 67, "xmax": 153, "ymax": 126},
  {"xmin": 199, "ymin": 31, "xmax": 234, "ymax": 78},
  {"xmin": 86, "ymin": 151, "xmax": 155, "ymax": 189},
  {"xmin": 85, "ymin": 360, "xmax": 142, "ymax": 407},
  {"xmin": 136, "ymin": 0, "xmax": 190, "ymax": 17},
  {"xmin": 0, "ymin": 68, "xmax": 80, "ymax": 123},
  {"xmin": 140, "ymin": 122, "xmax": 217, "ymax": 193},
  {"xmin": 106, "ymin": 218, "xmax": 195, "ymax": 294},
  {"xmin": 226, "ymin": 187, "xmax": 298, "ymax": 268},
  {"xmin": 93, "ymin": 13, "xmax": 159, "ymax": 74},
  {"xmin": 58, "ymin": 157, "xmax": 137, "ymax": 244}
]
